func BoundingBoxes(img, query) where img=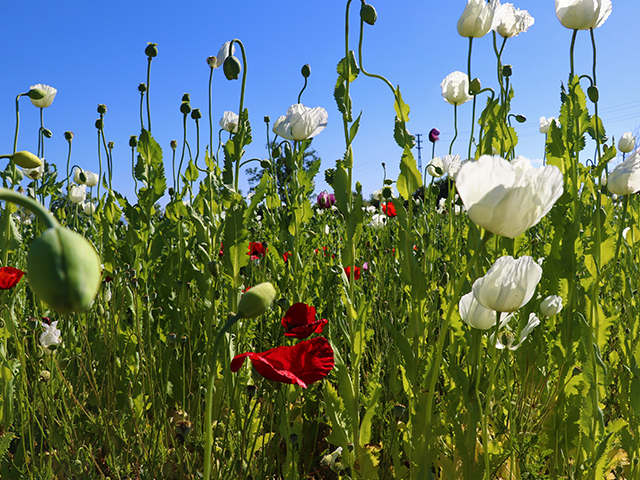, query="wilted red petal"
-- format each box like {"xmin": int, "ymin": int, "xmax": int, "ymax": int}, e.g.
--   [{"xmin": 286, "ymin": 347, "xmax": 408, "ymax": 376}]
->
[
  {"xmin": 248, "ymin": 242, "xmax": 267, "ymax": 259},
  {"xmin": 231, "ymin": 337, "xmax": 335, "ymax": 388},
  {"xmin": 0, "ymin": 267, "xmax": 25, "ymax": 290},
  {"xmin": 282, "ymin": 302, "xmax": 328, "ymax": 339}
]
